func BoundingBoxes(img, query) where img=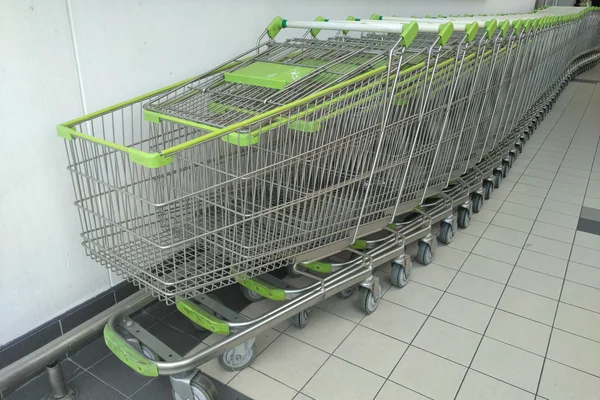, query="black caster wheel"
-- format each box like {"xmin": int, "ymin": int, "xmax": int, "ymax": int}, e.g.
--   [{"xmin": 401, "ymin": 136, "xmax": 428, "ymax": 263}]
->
[
  {"xmin": 472, "ymin": 193, "xmax": 484, "ymax": 213},
  {"xmin": 438, "ymin": 222, "xmax": 454, "ymax": 245},
  {"xmin": 457, "ymin": 207, "xmax": 471, "ymax": 229},
  {"xmin": 483, "ymin": 180, "xmax": 494, "ymax": 200}
]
